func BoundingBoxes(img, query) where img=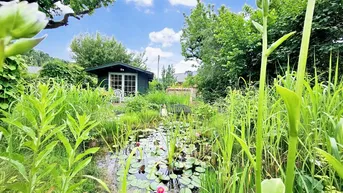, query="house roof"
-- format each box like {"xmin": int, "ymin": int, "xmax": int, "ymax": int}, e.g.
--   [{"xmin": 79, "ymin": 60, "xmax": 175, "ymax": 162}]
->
[
  {"xmin": 174, "ymin": 71, "xmax": 197, "ymax": 83},
  {"xmin": 27, "ymin": 66, "xmax": 42, "ymax": 74},
  {"xmin": 86, "ymin": 63, "xmax": 153, "ymax": 77}
]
